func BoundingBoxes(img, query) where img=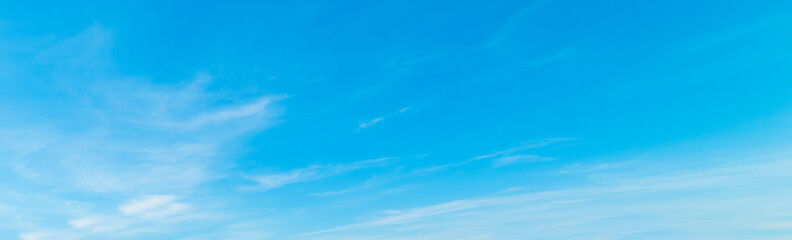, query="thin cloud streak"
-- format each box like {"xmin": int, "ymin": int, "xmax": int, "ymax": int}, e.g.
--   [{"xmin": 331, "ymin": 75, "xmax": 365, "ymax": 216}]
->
[
  {"xmin": 301, "ymin": 152, "xmax": 792, "ymax": 239},
  {"xmin": 412, "ymin": 138, "xmax": 575, "ymax": 174},
  {"xmin": 242, "ymin": 158, "xmax": 392, "ymax": 191},
  {"xmin": 0, "ymin": 26, "xmax": 286, "ymax": 239},
  {"xmin": 159, "ymin": 95, "xmax": 287, "ymax": 131},
  {"xmin": 357, "ymin": 107, "xmax": 411, "ymax": 130},
  {"xmin": 492, "ymin": 154, "xmax": 553, "ymax": 167},
  {"xmin": 486, "ymin": 0, "xmax": 553, "ymax": 48},
  {"xmin": 358, "ymin": 117, "xmax": 384, "ymax": 129},
  {"xmin": 118, "ymin": 195, "xmax": 188, "ymax": 218}
]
